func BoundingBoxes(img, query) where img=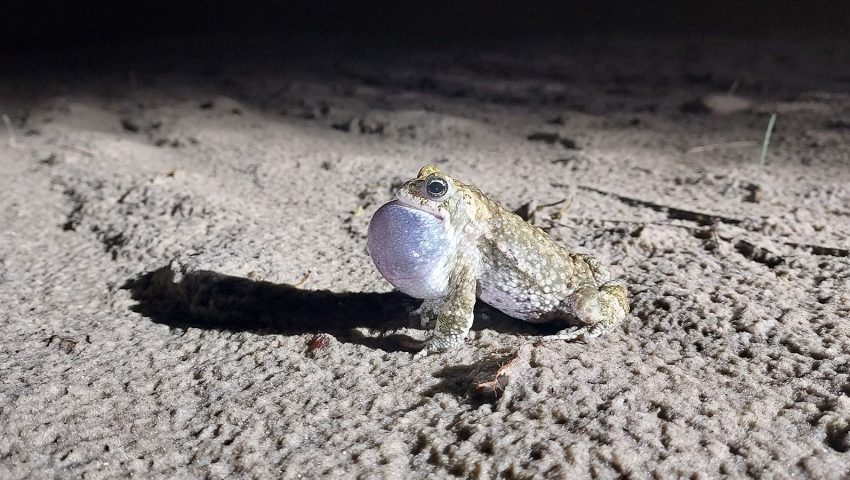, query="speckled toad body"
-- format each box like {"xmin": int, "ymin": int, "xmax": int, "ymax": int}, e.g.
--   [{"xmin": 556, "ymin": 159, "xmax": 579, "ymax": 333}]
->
[{"xmin": 367, "ymin": 165, "xmax": 629, "ymax": 355}]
